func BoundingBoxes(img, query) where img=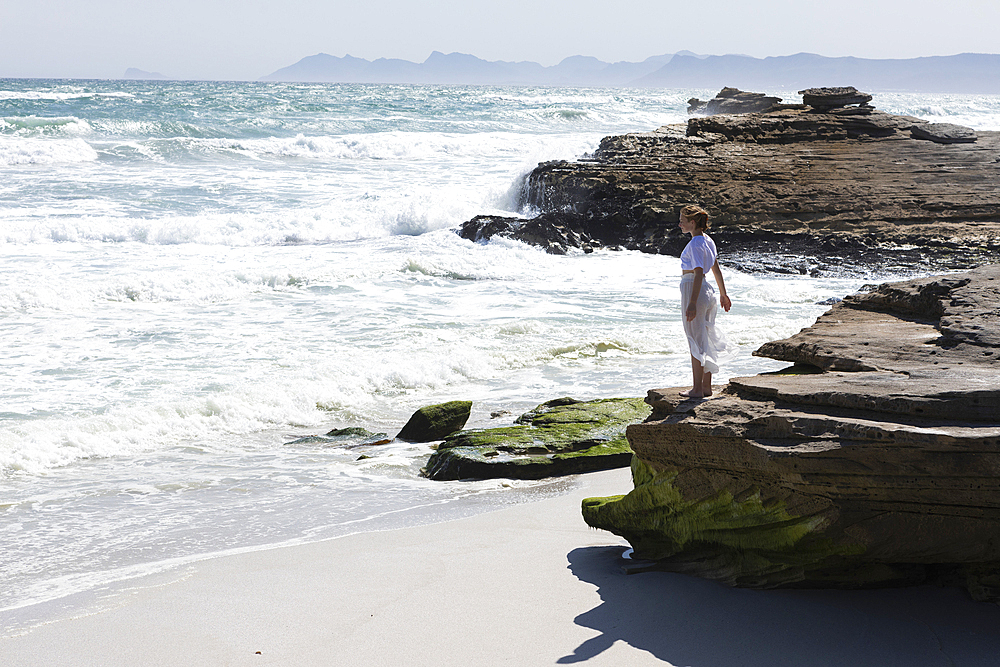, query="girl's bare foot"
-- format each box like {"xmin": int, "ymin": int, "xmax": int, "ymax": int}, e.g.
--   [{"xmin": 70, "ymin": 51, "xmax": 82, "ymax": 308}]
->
[{"xmin": 679, "ymin": 389, "xmax": 705, "ymax": 398}]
